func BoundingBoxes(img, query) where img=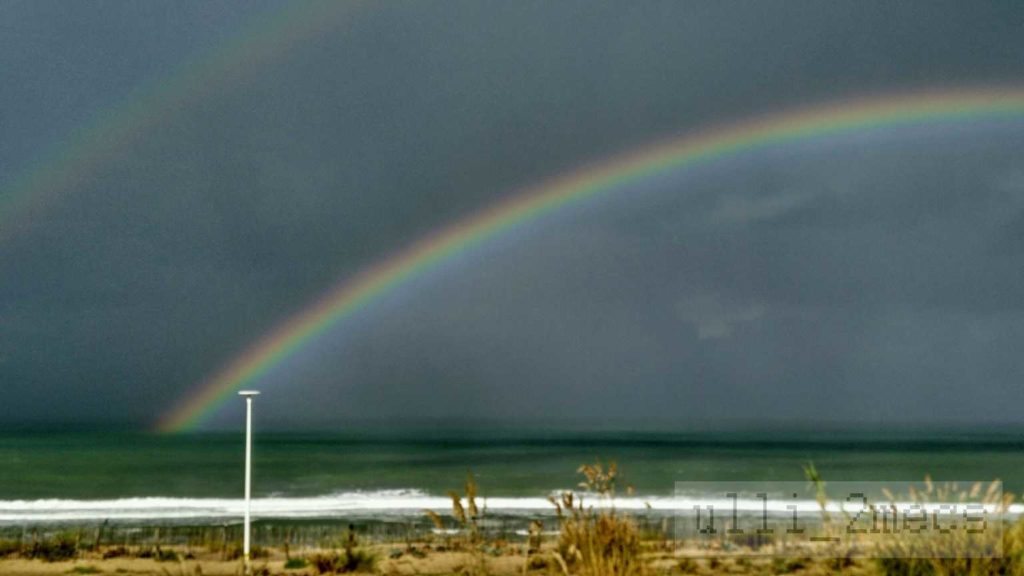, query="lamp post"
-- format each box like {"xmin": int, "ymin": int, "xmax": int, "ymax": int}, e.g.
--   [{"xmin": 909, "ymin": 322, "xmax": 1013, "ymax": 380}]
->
[{"xmin": 239, "ymin": 390, "xmax": 260, "ymax": 575}]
